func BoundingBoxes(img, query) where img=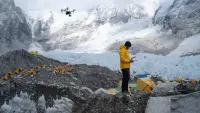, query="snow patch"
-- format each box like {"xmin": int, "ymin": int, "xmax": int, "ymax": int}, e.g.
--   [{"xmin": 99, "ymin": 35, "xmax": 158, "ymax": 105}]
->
[
  {"xmin": 0, "ymin": 92, "xmax": 37, "ymax": 113},
  {"xmin": 28, "ymin": 42, "xmax": 44, "ymax": 53},
  {"xmin": 69, "ymin": 23, "xmax": 162, "ymax": 53},
  {"xmin": 134, "ymin": 0, "xmax": 160, "ymax": 17},
  {"xmin": 168, "ymin": 34, "xmax": 200, "ymax": 56},
  {"xmin": 0, "ymin": 92, "xmax": 74, "ymax": 113},
  {"xmin": 153, "ymin": 0, "xmax": 175, "ymax": 23},
  {"xmin": 46, "ymin": 97, "xmax": 74, "ymax": 113}
]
